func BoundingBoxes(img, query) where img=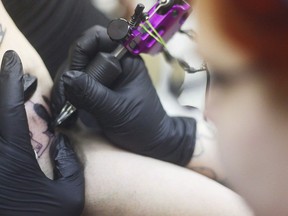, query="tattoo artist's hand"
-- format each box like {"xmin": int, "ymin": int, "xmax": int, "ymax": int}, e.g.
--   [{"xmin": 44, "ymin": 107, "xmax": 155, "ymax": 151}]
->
[
  {"xmin": 52, "ymin": 26, "xmax": 197, "ymax": 166},
  {"xmin": 0, "ymin": 51, "xmax": 84, "ymax": 216}
]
